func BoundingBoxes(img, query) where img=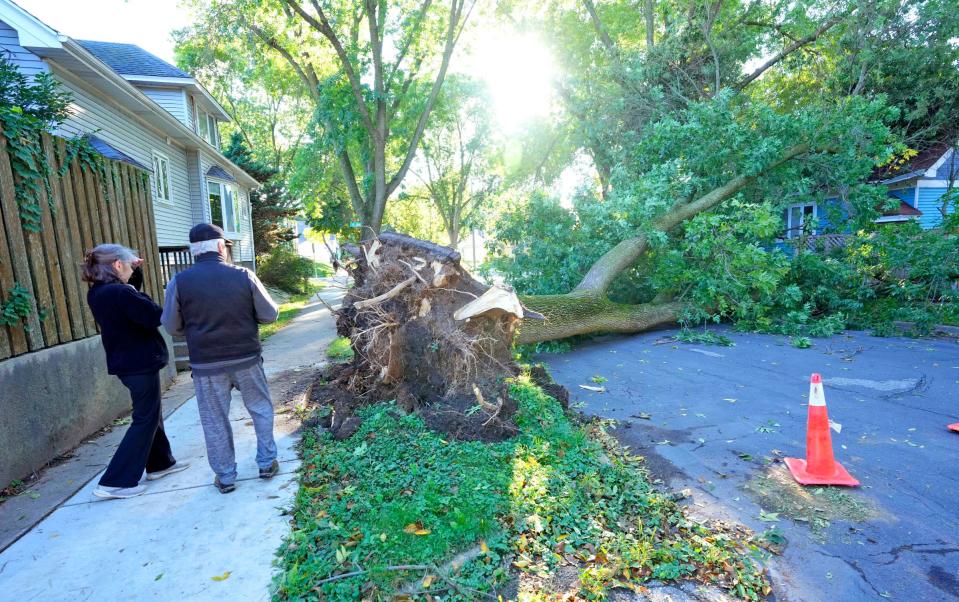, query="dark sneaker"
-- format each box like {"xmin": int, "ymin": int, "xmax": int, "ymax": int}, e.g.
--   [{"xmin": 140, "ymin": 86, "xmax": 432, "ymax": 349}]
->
[
  {"xmin": 213, "ymin": 476, "xmax": 236, "ymax": 494},
  {"xmin": 259, "ymin": 459, "xmax": 279, "ymax": 479}
]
